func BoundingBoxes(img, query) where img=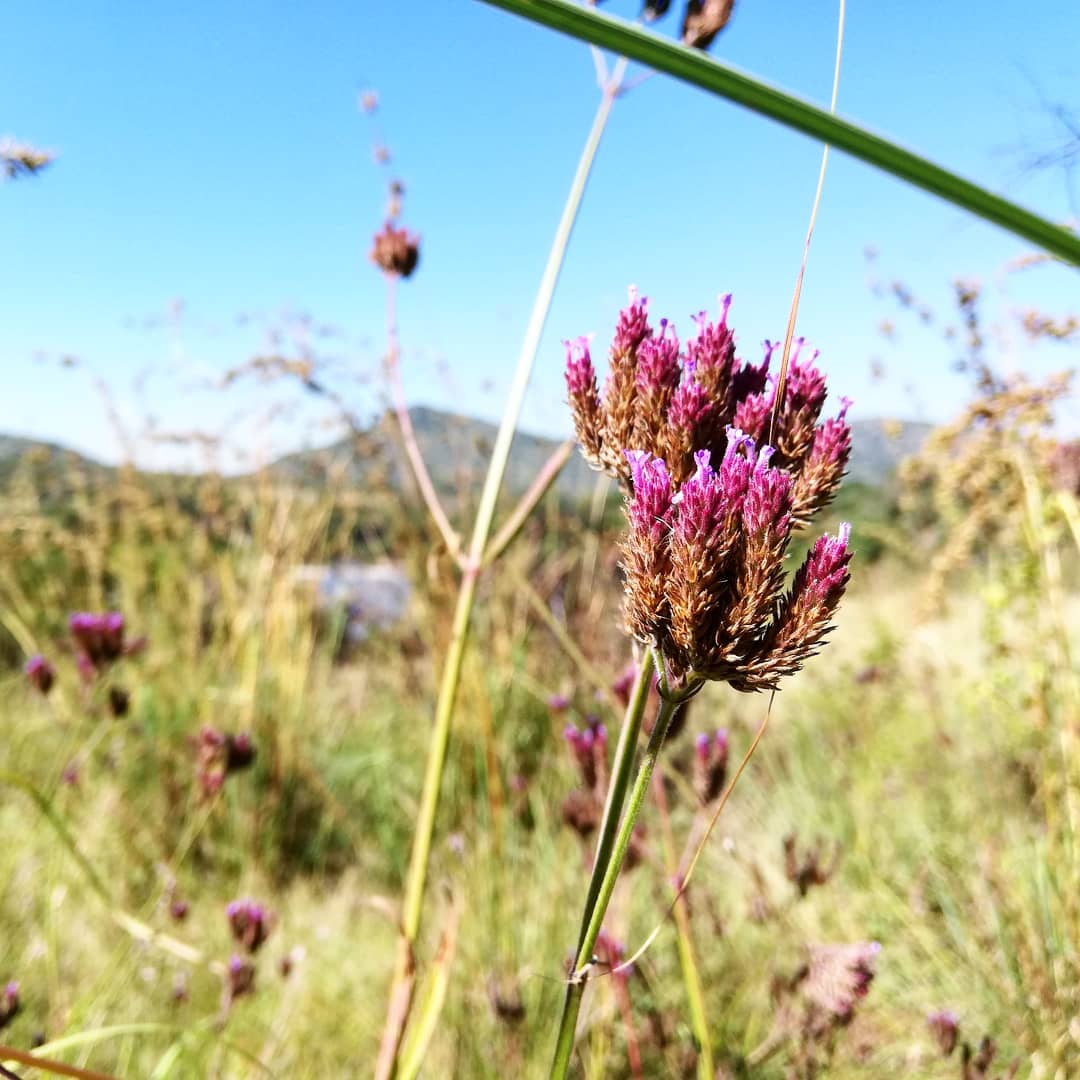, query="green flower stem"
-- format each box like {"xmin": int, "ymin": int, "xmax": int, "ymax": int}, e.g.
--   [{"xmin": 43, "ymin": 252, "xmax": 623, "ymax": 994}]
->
[
  {"xmin": 552, "ymin": 683, "xmax": 698, "ymax": 1079},
  {"xmin": 375, "ymin": 66, "xmax": 627, "ymax": 1080},
  {"xmin": 575, "ymin": 649, "xmax": 655, "ymax": 948},
  {"xmin": 479, "ymin": 0, "xmax": 1080, "ymax": 266}
]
